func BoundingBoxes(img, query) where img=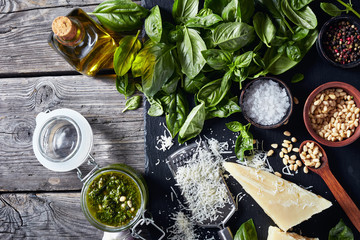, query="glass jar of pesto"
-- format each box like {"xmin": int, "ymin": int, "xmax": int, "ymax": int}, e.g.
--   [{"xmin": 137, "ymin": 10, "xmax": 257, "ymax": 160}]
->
[
  {"xmin": 81, "ymin": 164, "xmax": 148, "ymax": 232},
  {"xmin": 33, "ymin": 109, "xmax": 165, "ymax": 239}
]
